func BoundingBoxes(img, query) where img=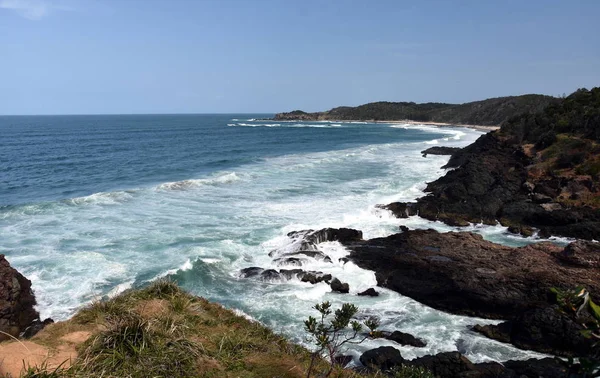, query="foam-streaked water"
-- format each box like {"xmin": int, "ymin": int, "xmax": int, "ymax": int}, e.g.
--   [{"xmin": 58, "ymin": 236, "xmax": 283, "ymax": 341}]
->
[{"xmin": 1, "ymin": 115, "xmax": 554, "ymax": 363}]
